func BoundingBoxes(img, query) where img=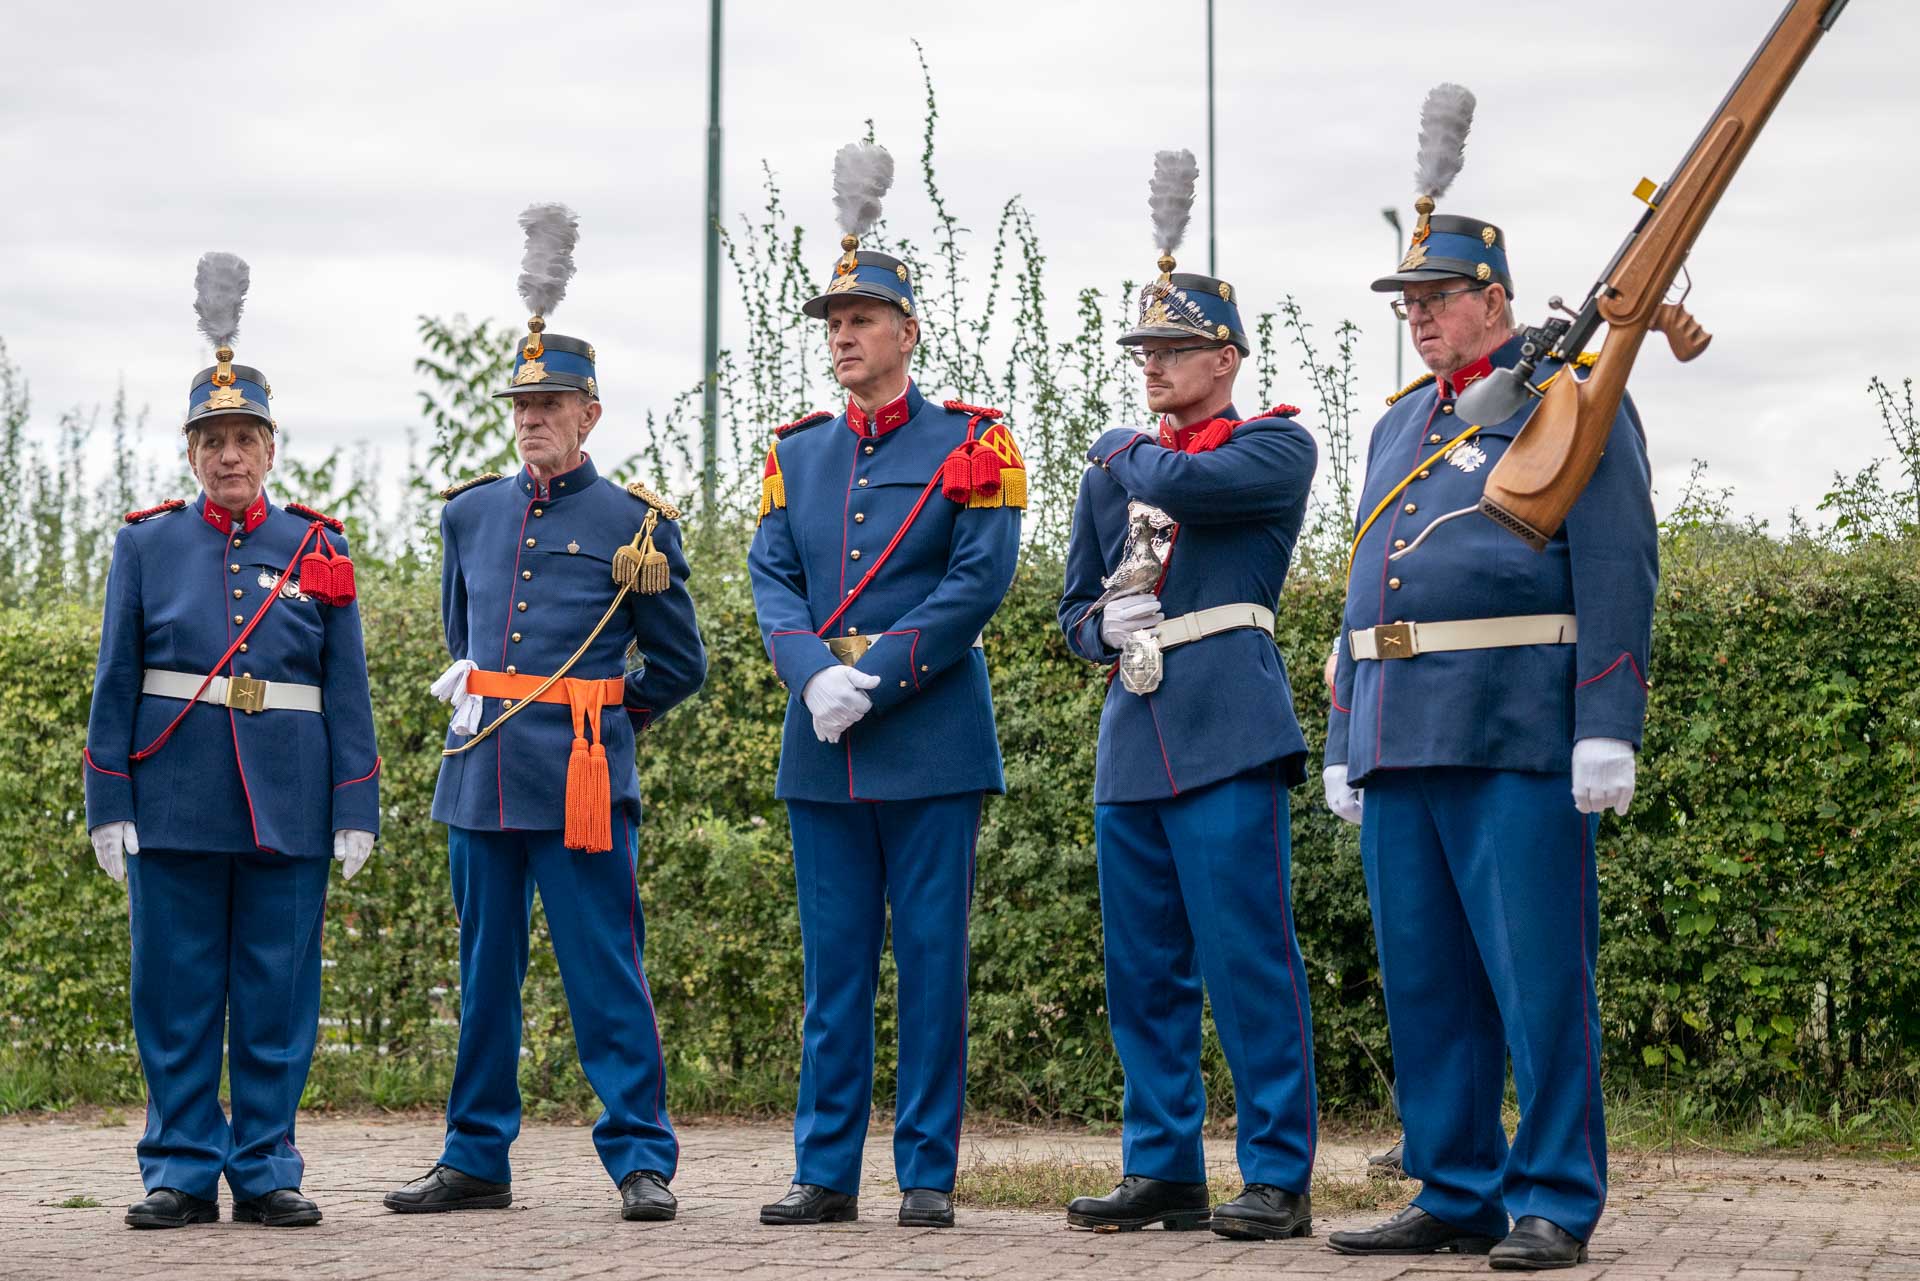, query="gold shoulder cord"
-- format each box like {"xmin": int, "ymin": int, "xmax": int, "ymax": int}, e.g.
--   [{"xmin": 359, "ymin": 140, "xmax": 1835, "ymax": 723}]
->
[
  {"xmin": 444, "ymin": 513, "xmax": 662, "ymax": 757},
  {"xmin": 1344, "ymin": 367, "xmax": 1576, "ymax": 582}
]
